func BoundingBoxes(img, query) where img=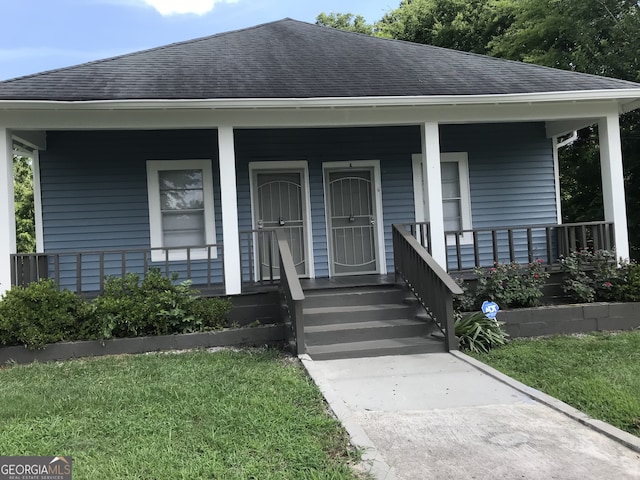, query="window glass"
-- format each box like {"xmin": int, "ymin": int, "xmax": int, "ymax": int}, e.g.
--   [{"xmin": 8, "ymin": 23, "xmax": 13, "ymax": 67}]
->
[{"xmin": 158, "ymin": 169, "xmax": 205, "ymax": 246}]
